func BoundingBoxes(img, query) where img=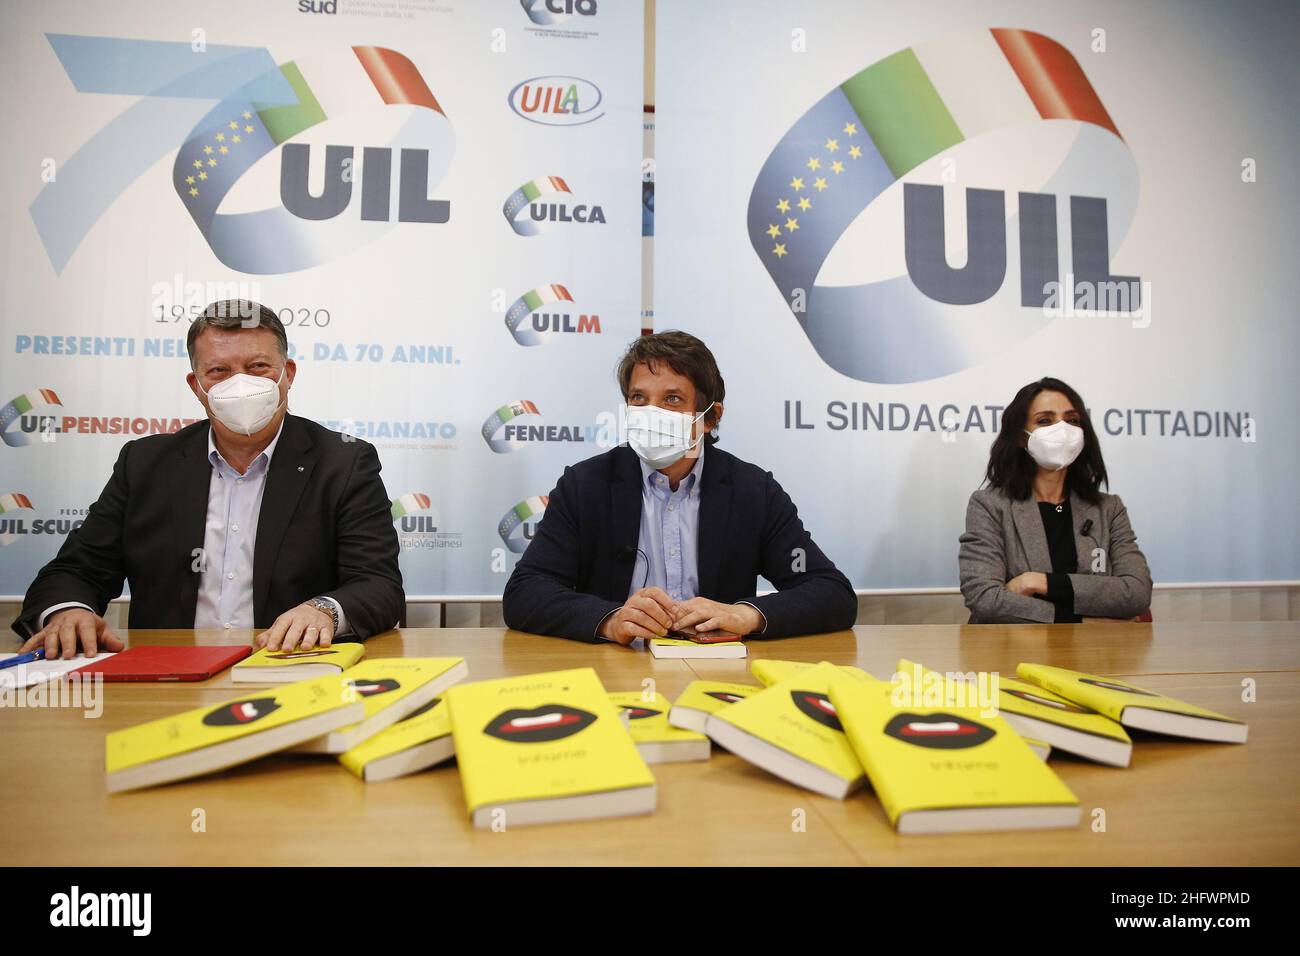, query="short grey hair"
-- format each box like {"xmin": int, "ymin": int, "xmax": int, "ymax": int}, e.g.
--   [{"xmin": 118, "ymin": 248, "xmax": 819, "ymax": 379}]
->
[{"xmin": 186, "ymin": 299, "xmax": 288, "ymax": 369}]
